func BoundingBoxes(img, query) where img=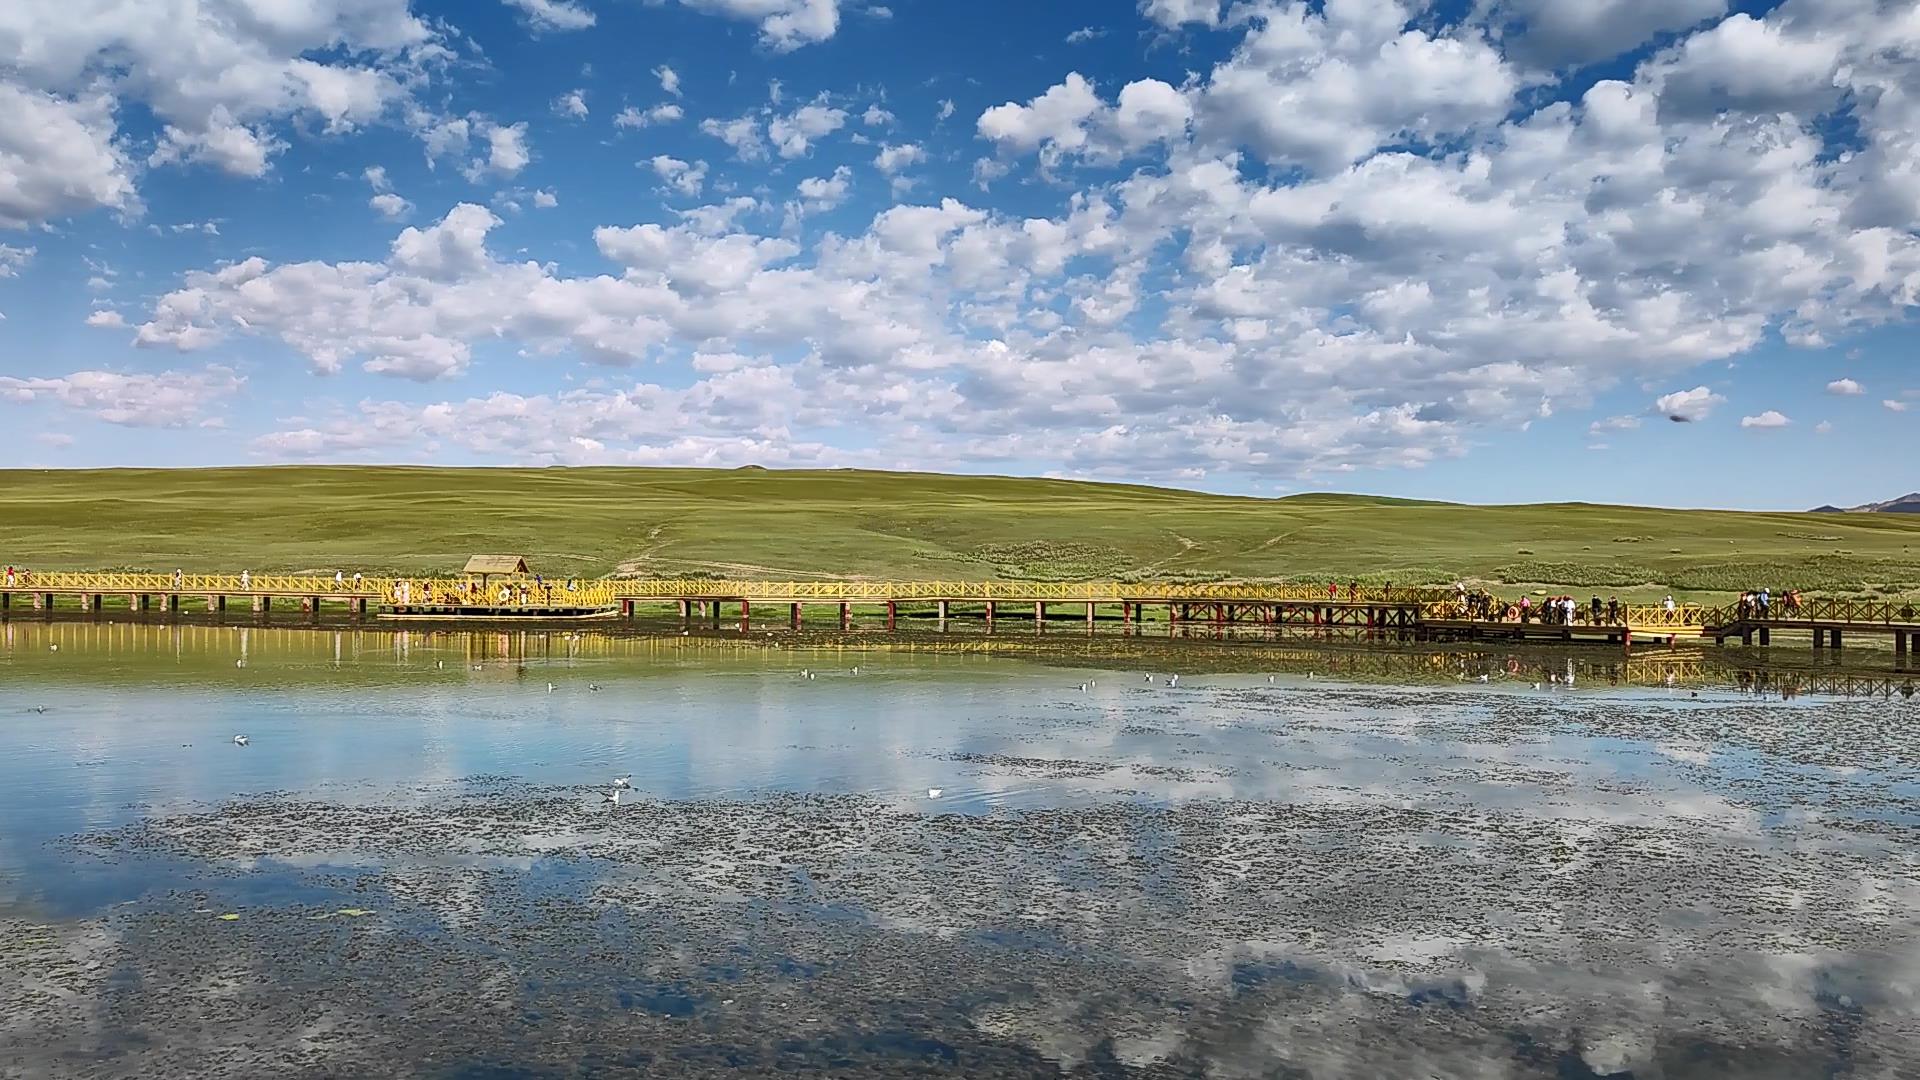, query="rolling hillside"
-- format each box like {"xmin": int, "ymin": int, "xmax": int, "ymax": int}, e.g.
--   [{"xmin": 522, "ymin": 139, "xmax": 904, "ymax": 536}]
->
[{"xmin": 2, "ymin": 466, "xmax": 1917, "ymax": 600}]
